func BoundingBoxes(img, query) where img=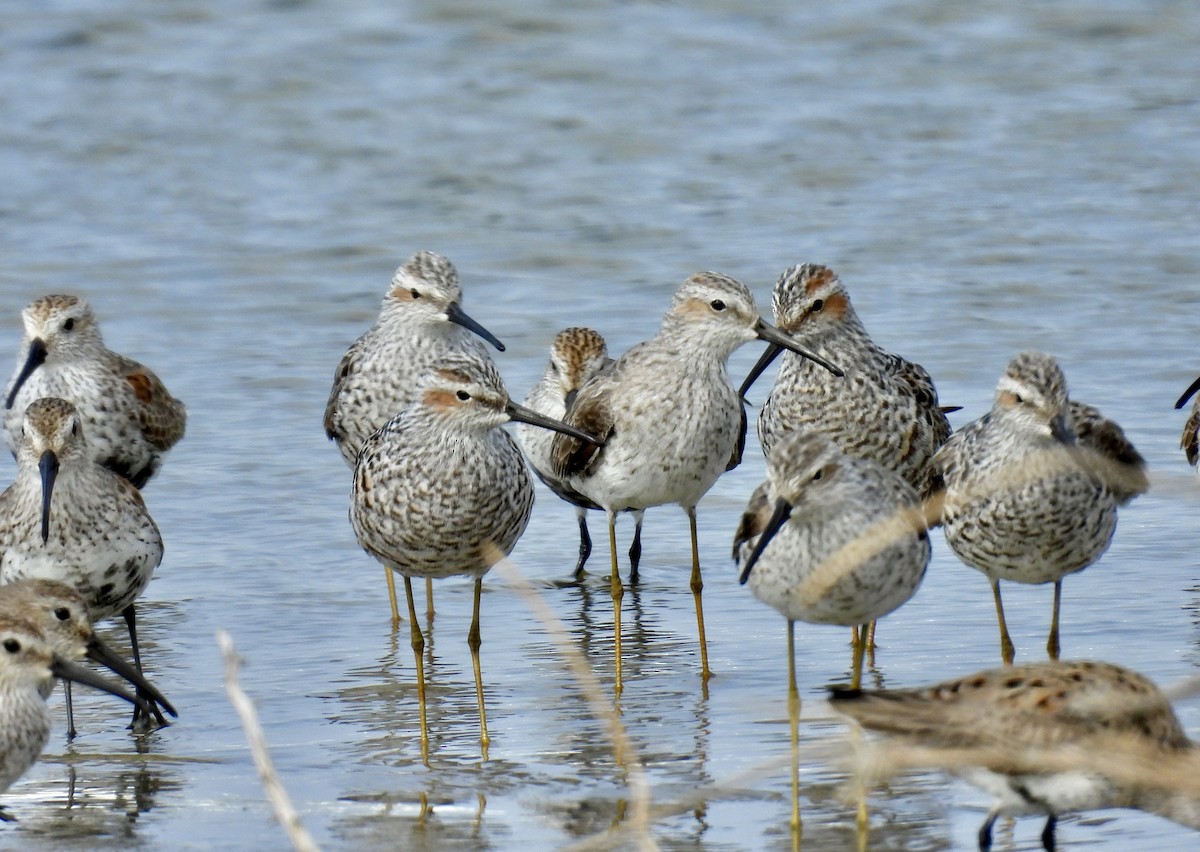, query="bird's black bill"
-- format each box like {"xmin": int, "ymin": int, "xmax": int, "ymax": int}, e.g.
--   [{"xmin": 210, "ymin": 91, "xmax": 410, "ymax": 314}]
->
[
  {"xmin": 1176, "ymin": 375, "xmax": 1200, "ymax": 410},
  {"xmin": 738, "ymin": 342, "xmax": 783, "ymax": 400},
  {"xmin": 87, "ymin": 636, "xmax": 177, "ymax": 718},
  {"xmin": 5, "ymin": 338, "xmax": 47, "ymax": 410},
  {"xmin": 738, "ymin": 496, "xmax": 794, "ymax": 585},
  {"xmin": 507, "ymin": 401, "xmax": 602, "ymax": 446},
  {"xmin": 38, "ymin": 450, "xmax": 58, "ymax": 544},
  {"xmin": 755, "ymin": 319, "xmax": 843, "ymax": 379},
  {"xmin": 446, "ymin": 302, "xmax": 506, "ymax": 352},
  {"xmin": 51, "ymin": 653, "xmax": 151, "ymax": 715}
]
